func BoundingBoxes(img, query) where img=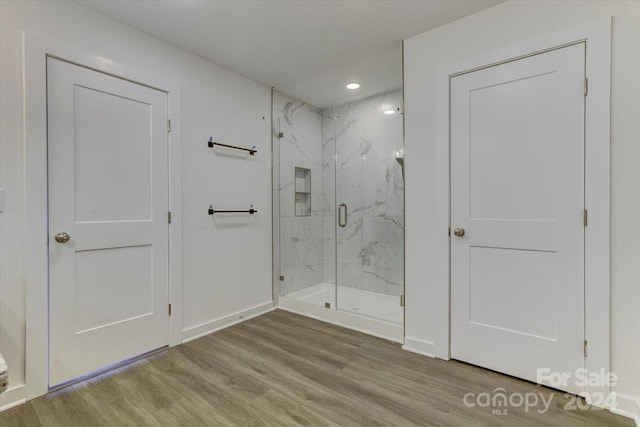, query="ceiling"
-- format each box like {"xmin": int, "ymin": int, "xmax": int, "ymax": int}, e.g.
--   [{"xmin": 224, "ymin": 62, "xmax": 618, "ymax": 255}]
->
[{"xmin": 77, "ymin": 0, "xmax": 502, "ymax": 107}]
